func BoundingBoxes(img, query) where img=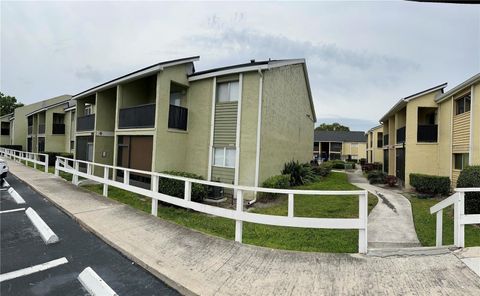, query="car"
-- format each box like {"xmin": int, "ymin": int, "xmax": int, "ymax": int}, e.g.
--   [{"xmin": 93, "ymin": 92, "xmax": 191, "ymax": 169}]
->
[{"xmin": 0, "ymin": 158, "xmax": 8, "ymax": 181}]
